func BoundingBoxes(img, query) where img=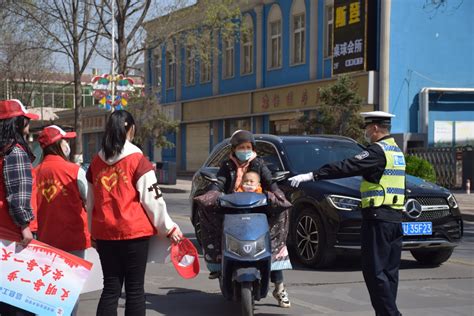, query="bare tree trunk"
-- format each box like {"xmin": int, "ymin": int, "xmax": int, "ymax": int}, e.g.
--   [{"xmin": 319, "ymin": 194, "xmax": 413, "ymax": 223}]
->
[{"xmin": 73, "ymin": 64, "xmax": 83, "ymax": 163}]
